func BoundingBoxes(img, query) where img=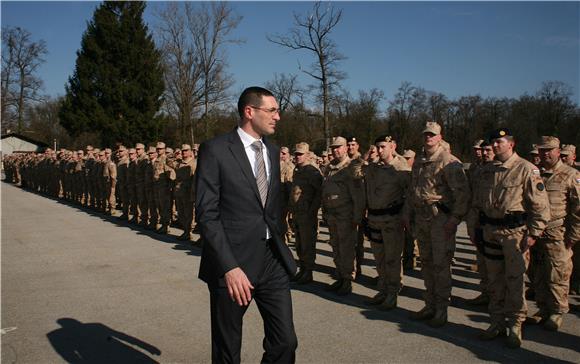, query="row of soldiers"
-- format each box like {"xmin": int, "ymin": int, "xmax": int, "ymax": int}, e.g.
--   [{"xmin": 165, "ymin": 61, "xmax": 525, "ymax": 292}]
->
[
  {"xmin": 3, "ymin": 124, "xmax": 579, "ymax": 350},
  {"xmin": 3, "ymin": 142, "xmax": 198, "ymax": 241},
  {"xmin": 282, "ymin": 122, "xmax": 578, "ymax": 350}
]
